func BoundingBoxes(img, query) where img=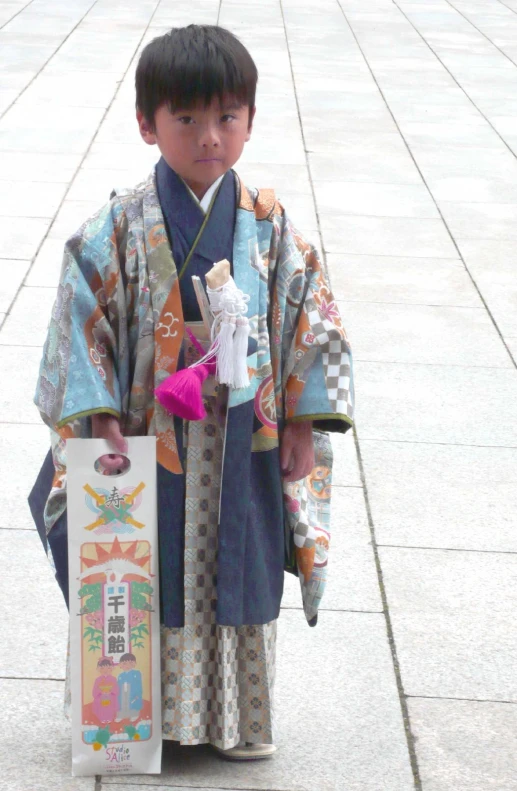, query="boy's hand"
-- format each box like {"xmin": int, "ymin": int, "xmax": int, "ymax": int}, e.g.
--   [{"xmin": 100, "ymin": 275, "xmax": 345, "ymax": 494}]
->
[
  {"xmin": 280, "ymin": 421, "xmax": 314, "ymax": 483},
  {"xmin": 91, "ymin": 414, "xmax": 128, "ymax": 473}
]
